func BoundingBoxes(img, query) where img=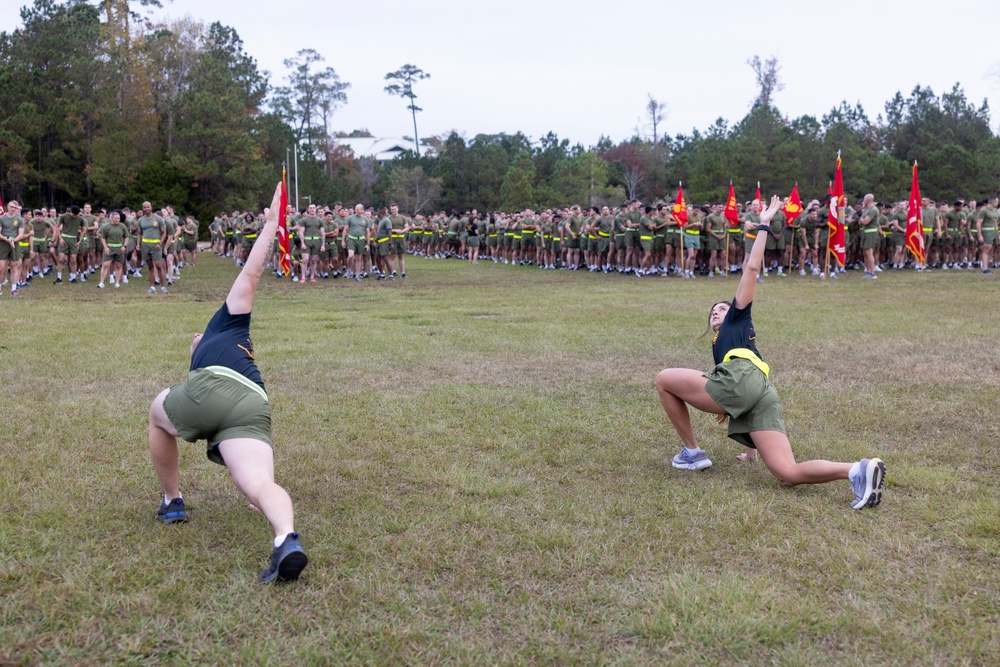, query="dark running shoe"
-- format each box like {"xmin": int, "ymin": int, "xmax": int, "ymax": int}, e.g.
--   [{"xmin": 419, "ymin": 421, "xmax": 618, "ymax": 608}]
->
[
  {"xmin": 259, "ymin": 532, "xmax": 308, "ymax": 584},
  {"xmin": 156, "ymin": 497, "xmax": 188, "ymax": 524}
]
